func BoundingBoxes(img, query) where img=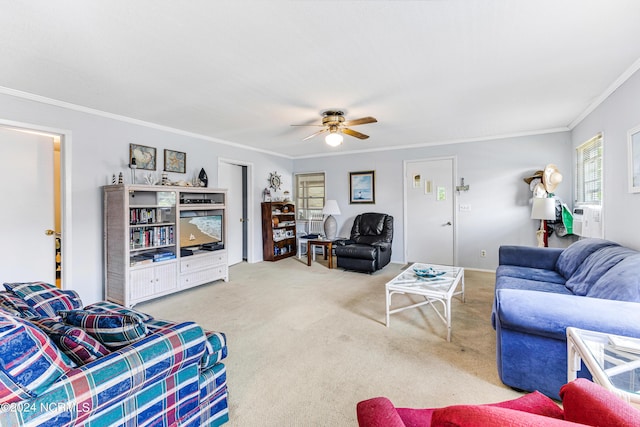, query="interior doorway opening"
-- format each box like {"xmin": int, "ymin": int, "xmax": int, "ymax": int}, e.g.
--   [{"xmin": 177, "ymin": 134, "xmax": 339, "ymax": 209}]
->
[{"xmin": 0, "ymin": 125, "xmax": 62, "ymax": 286}]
